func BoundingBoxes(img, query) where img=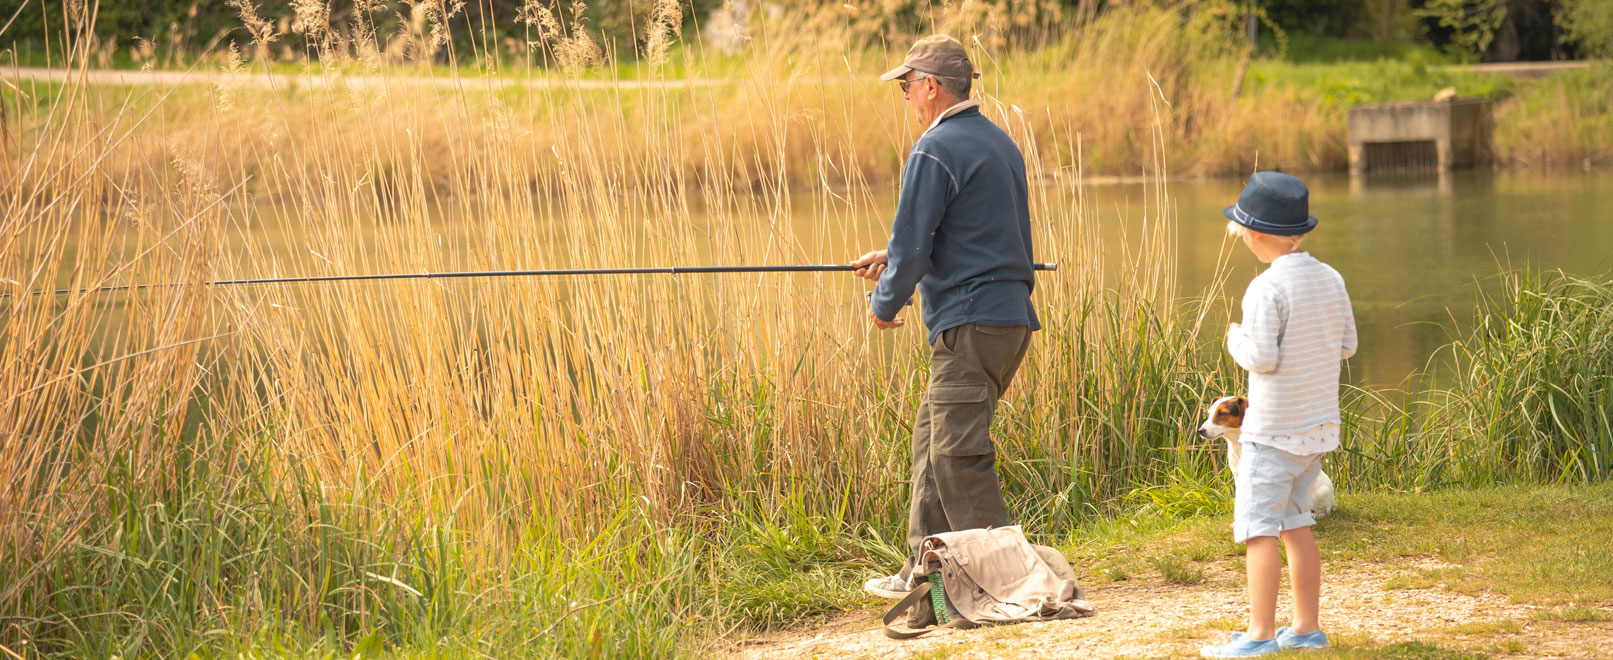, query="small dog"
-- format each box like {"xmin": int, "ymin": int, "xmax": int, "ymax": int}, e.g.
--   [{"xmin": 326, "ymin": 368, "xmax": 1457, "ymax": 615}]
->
[{"xmin": 1198, "ymin": 396, "xmax": 1335, "ymax": 518}]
